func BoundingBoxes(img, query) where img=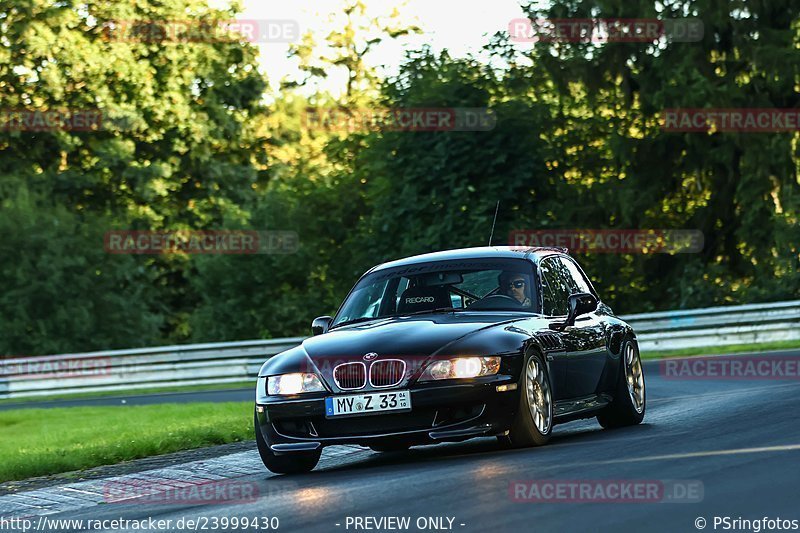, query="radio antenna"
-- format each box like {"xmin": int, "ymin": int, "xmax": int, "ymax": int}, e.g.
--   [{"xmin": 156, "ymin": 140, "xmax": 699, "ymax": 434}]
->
[{"xmin": 488, "ymin": 201, "xmax": 500, "ymax": 246}]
